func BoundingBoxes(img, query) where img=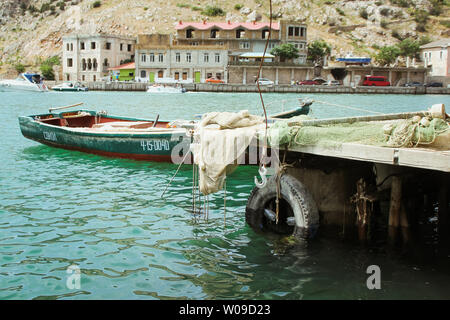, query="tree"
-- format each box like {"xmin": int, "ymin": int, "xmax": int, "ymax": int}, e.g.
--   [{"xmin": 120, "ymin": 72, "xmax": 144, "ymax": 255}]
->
[
  {"xmin": 39, "ymin": 56, "xmax": 60, "ymax": 80},
  {"xmin": 270, "ymin": 43, "xmax": 299, "ymax": 62},
  {"xmin": 397, "ymin": 38, "xmax": 421, "ymax": 59},
  {"xmin": 307, "ymin": 40, "xmax": 331, "ymax": 65},
  {"xmin": 375, "ymin": 46, "xmax": 400, "ymax": 66}
]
